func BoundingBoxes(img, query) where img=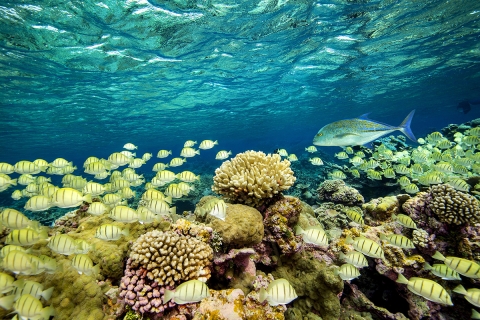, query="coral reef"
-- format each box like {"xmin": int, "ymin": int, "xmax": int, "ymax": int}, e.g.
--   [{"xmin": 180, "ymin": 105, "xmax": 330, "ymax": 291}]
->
[
  {"xmin": 363, "ymin": 196, "xmax": 399, "ymax": 222},
  {"xmin": 263, "ymin": 196, "xmax": 303, "ymax": 255},
  {"xmin": 317, "ymin": 179, "xmax": 364, "ymax": 206},
  {"xmin": 273, "ymin": 251, "xmax": 344, "ymax": 320},
  {"xmin": 429, "ymin": 184, "xmax": 480, "ymax": 225},
  {"xmin": 212, "ymin": 150, "xmax": 296, "ymax": 207}
]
